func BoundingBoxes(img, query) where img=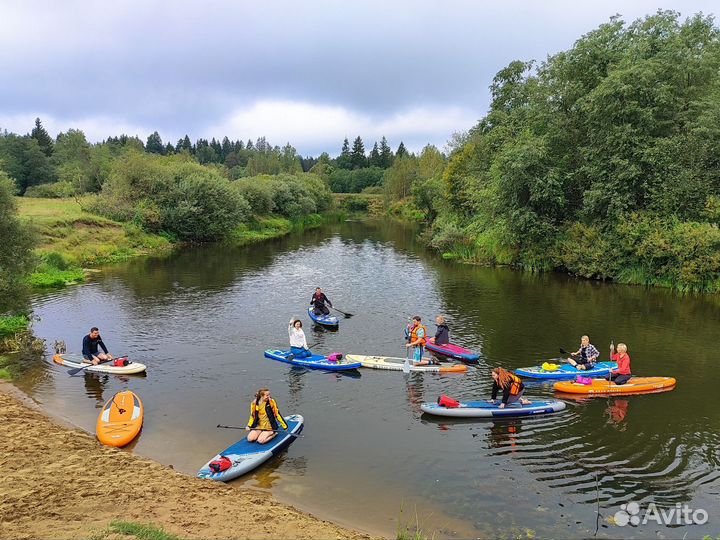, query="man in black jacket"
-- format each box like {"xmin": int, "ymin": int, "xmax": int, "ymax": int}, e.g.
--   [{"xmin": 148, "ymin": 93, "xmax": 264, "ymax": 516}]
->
[
  {"xmin": 310, "ymin": 287, "xmax": 333, "ymax": 316},
  {"xmin": 82, "ymin": 327, "xmax": 113, "ymax": 365}
]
